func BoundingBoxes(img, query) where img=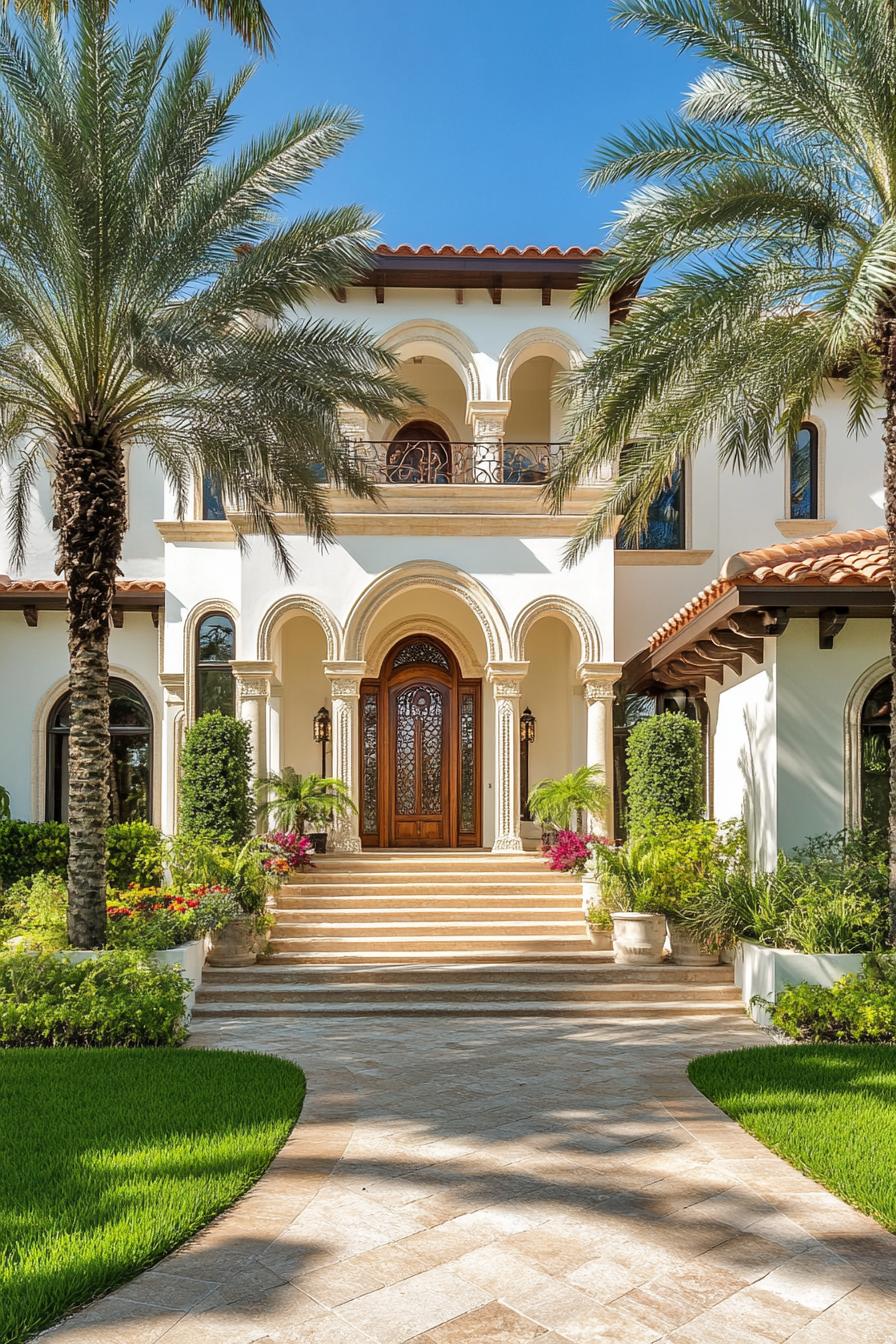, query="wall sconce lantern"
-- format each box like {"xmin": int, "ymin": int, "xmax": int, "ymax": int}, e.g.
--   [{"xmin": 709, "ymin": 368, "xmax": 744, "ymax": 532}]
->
[
  {"xmin": 519, "ymin": 706, "xmax": 536, "ymax": 820},
  {"xmin": 312, "ymin": 705, "xmax": 331, "ymax": 775}
]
